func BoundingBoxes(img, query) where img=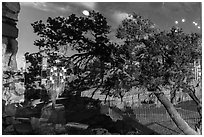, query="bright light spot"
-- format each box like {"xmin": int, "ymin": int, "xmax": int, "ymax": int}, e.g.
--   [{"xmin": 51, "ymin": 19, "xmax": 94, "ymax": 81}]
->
[
  {"xmin": 181, "ymin": 19, "xmax": 185, "ymax": 22},
  {"xmin": 195, "ymin": 23, "xmax": 198, "ymax": 26},
  {"xmin": 175, "ymin": 21, "xmax": 178, "ymax": 24},
  {"xmin": 193, "ymin": 21, "xmax": 196, "ymax": 24},
  {"xmin": 82, "ymin": 10, "xmax": 89, "ymax": 16},
  {"xmin": 198, "ymin": 26, "xmax": 201, "ymax": 29}
]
